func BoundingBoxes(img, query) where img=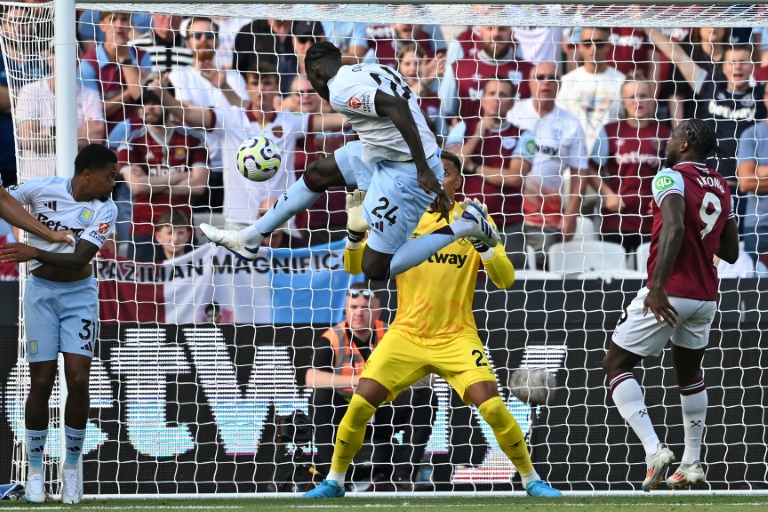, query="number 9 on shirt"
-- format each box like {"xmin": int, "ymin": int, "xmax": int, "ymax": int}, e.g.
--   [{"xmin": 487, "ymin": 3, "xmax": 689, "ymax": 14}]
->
[{"xmin": 236, "ymin": 136, "xmax": 282, "ymax": 182}]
